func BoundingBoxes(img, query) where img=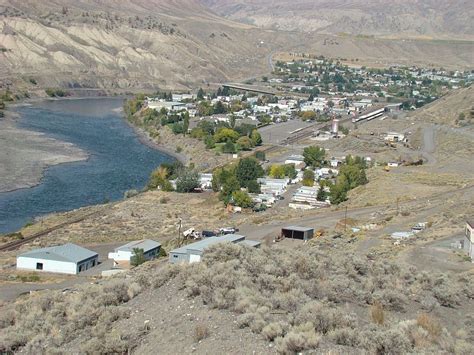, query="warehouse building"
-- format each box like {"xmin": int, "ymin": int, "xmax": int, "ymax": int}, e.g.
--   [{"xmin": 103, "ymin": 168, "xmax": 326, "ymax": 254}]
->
[
  {"xmin": 16, "ymin": 243, "xmax": 98, "ymax": 275},
  {"xmin": 108, "ymin": 239, "xmax": 161, "ymax": 268},
  {"xmin": 169, "ymin": 234, "xmax": 260, "ymax": 264},
  {"xmin": 281, "ymin": 226, "xmax": 314, "ymax": 240}
]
